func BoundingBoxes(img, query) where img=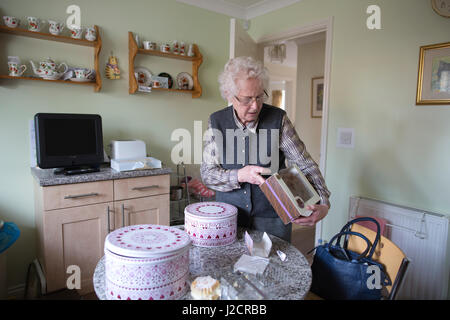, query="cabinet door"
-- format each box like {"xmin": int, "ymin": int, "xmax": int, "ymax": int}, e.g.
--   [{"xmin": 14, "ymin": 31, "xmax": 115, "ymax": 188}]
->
[
  {"xmin": 114, "ymin": 194, "xmax": 170, "ymax": 229},
  {"xmin": 44, "ymin": 202, "xmax": 113, "ymax": 293}
]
